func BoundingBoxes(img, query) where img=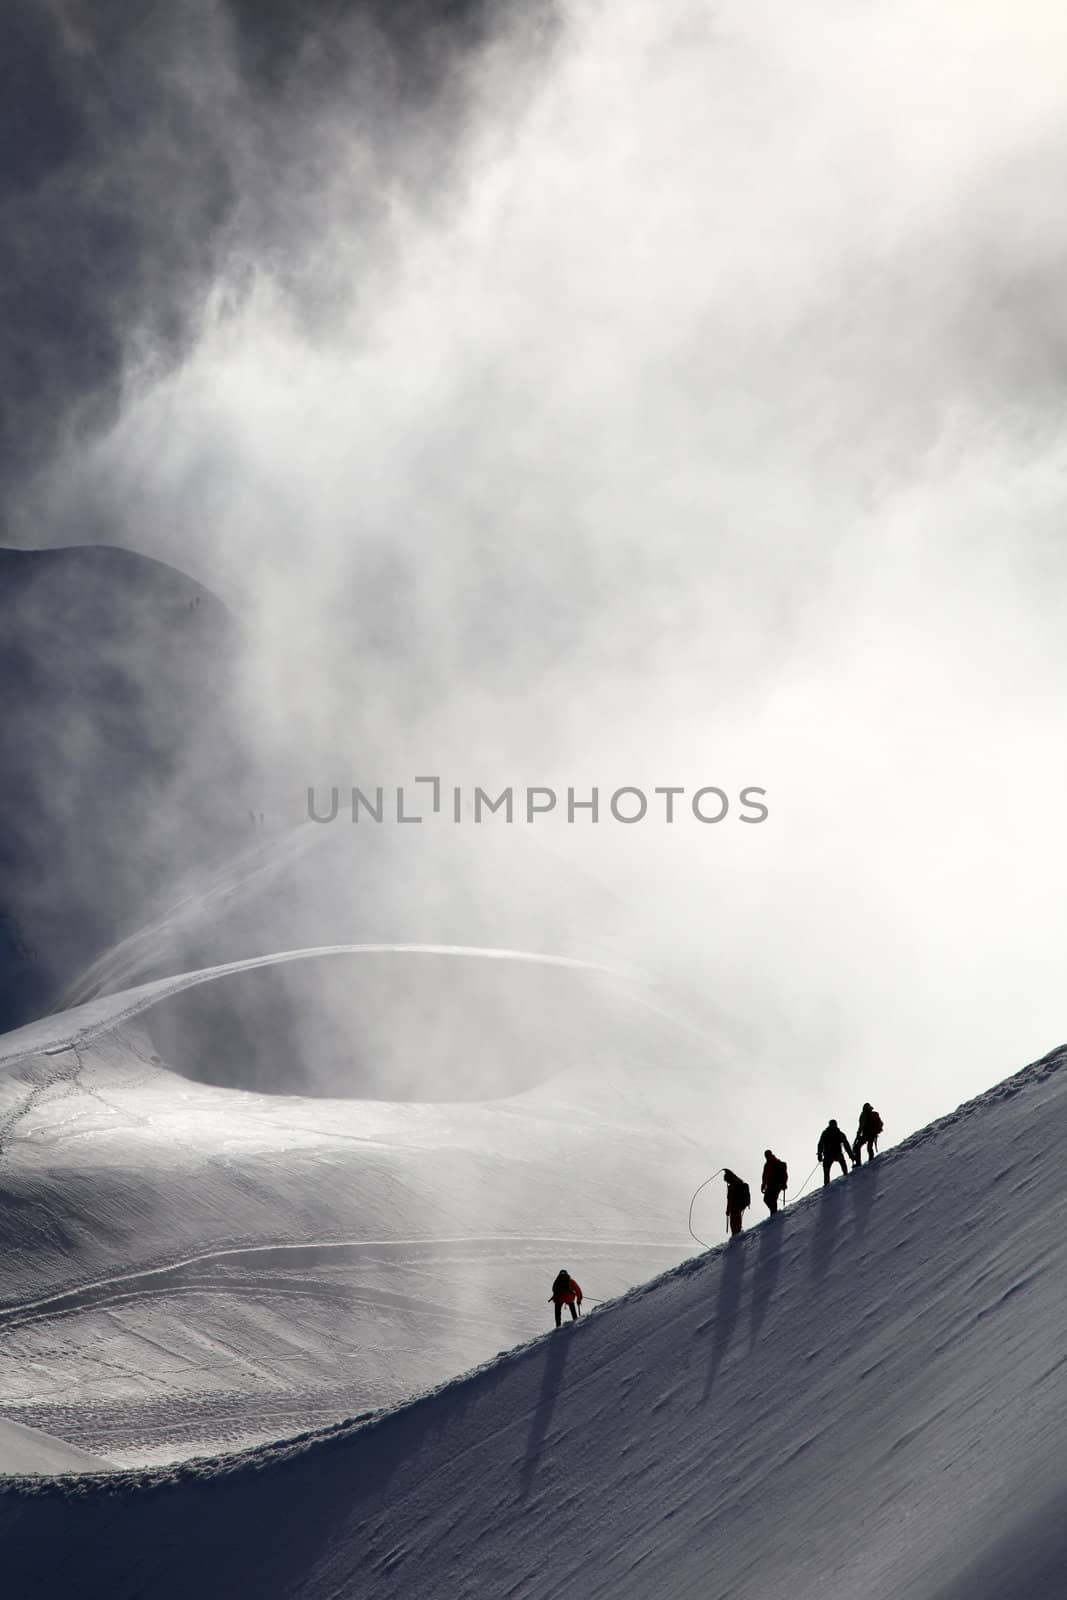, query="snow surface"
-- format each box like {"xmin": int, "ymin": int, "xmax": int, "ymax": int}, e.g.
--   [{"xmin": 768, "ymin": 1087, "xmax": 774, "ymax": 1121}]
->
[
  {"xmin": 0, "ymin": 945, "xmax": 712, "ymax": 1464},
  {"xmin": 0, "ymin": 1418, "xmax": 111, "ymax": 1477},
  {"xmin": 1, "ymin": 1042, "xmax": 1065, "ymax": 1598}
]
